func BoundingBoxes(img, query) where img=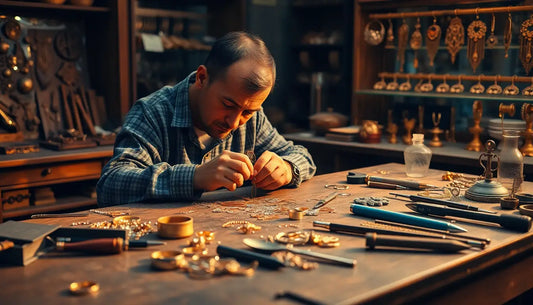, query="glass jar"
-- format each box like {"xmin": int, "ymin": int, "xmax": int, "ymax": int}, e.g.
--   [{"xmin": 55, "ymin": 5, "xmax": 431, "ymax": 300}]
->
[
  {"xmin": 404, "ymin": 133, "xmax": 432, "ymax": 177},
  {"xmin": 498, "ymin": 130, "xmax": 524, "ymax": 193}
]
